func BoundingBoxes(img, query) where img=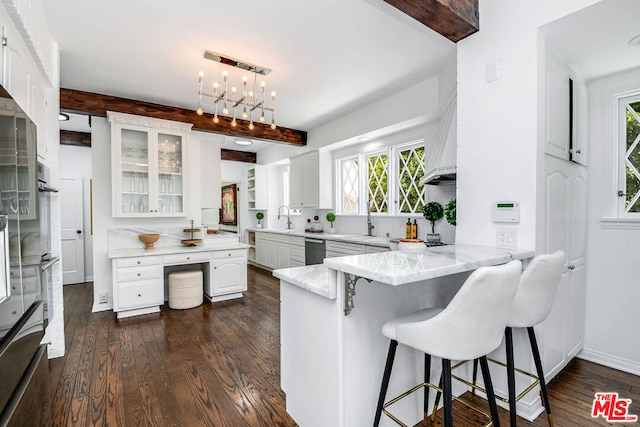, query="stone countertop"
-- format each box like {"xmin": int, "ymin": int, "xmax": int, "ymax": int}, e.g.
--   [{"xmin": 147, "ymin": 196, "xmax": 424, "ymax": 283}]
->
[
  {"xmin": 246, "ymin": 227, "xmax": 391, "ymax": 248},
  {"xmin": 274, "ymin": 244, "xmax": 534, "ymax": 299},
  {"xmin": 323, "ymin": 244, "xmax": 534, "ymax": 286},
  {"xmin": 108, "ymin": 242, "xmax": 250, "ymax": 259},
  {"xmin": 273, "ymin": 264, "xmax": 335, "ymax": 299}
]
